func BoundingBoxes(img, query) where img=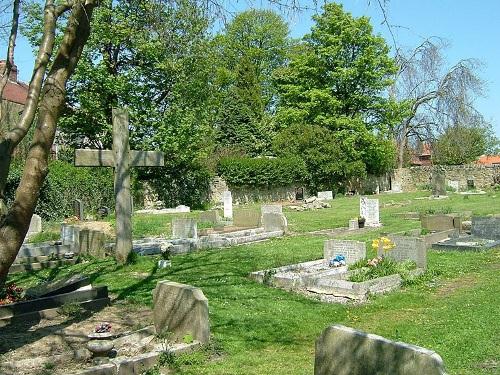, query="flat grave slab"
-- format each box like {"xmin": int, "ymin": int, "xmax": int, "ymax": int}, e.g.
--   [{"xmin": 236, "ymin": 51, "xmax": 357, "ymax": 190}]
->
[{"xmin": 432, "ymin": 236, "xmax": 500, "ymax": 251}]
